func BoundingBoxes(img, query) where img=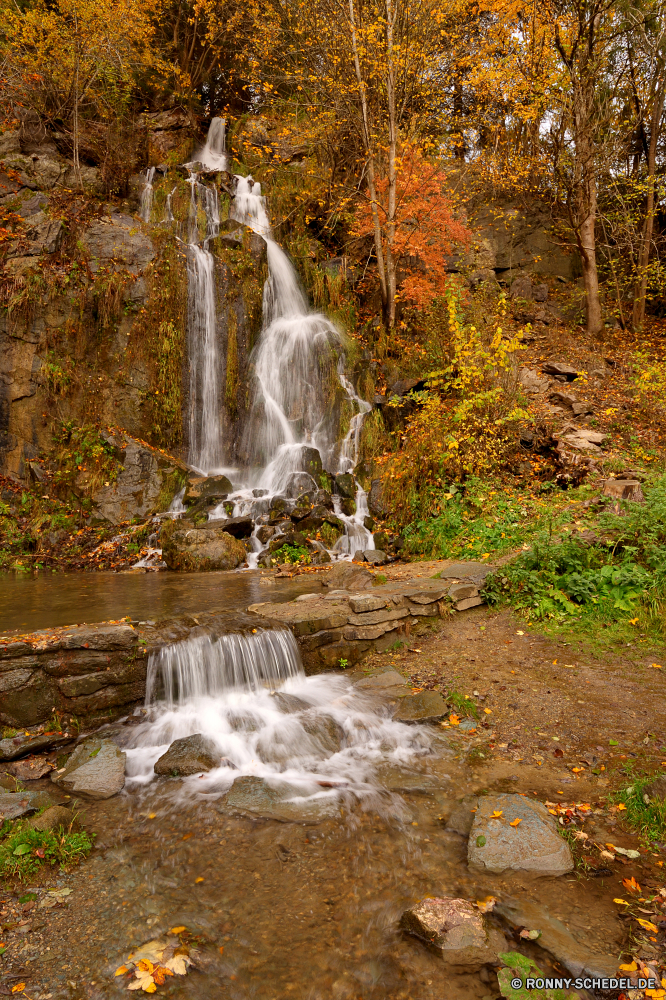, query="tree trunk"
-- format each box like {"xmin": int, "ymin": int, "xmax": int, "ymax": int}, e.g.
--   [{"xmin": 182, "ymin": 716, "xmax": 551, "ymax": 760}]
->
[
  {"xmin": 632, "ymin": 74, "xmax": 666, "ymax": 331},
  {"xmin": 384, "ymin": 0, "xmax": 397, "ymax": 329}
]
